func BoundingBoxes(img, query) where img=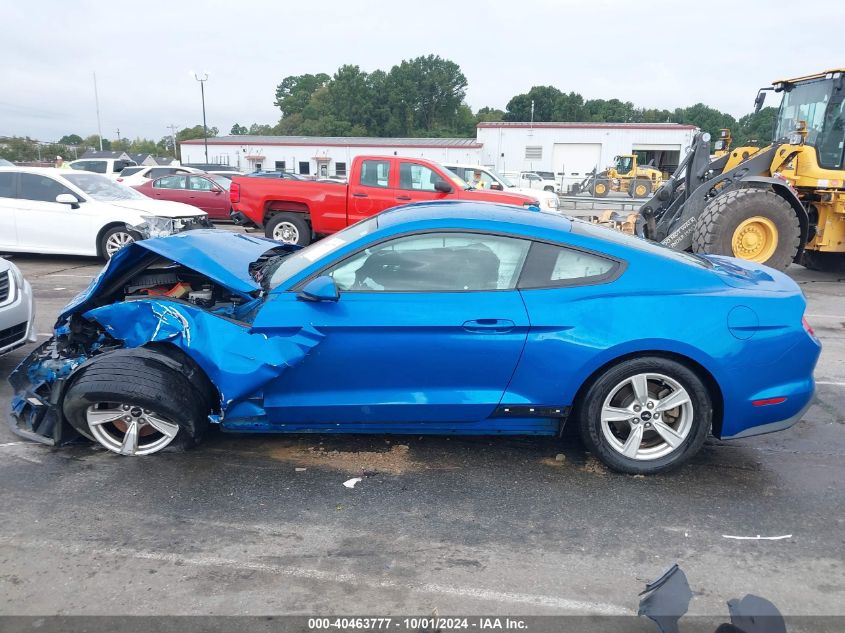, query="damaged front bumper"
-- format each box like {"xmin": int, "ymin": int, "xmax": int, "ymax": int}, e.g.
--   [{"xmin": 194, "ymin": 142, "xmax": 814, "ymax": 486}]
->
[
  {"xmin": 131, "ymin": 215, "xmax": 214, "ymax": 239},
  {"xmin": 8, "ymin": 339, "xmax": 86, "ymax": 445}
]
